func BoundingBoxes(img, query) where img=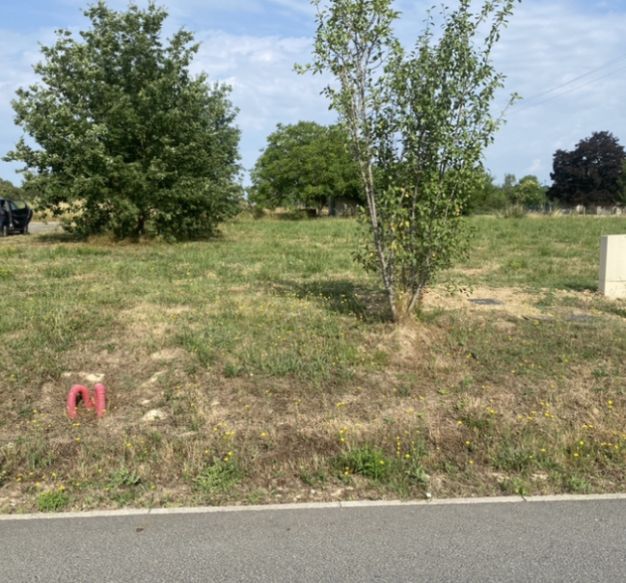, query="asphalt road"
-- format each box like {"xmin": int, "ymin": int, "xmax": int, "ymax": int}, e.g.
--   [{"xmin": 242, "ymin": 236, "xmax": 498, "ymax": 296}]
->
[{"xmin": 2, "ymin": 498, "xmax": 626, "ymax": 582}]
